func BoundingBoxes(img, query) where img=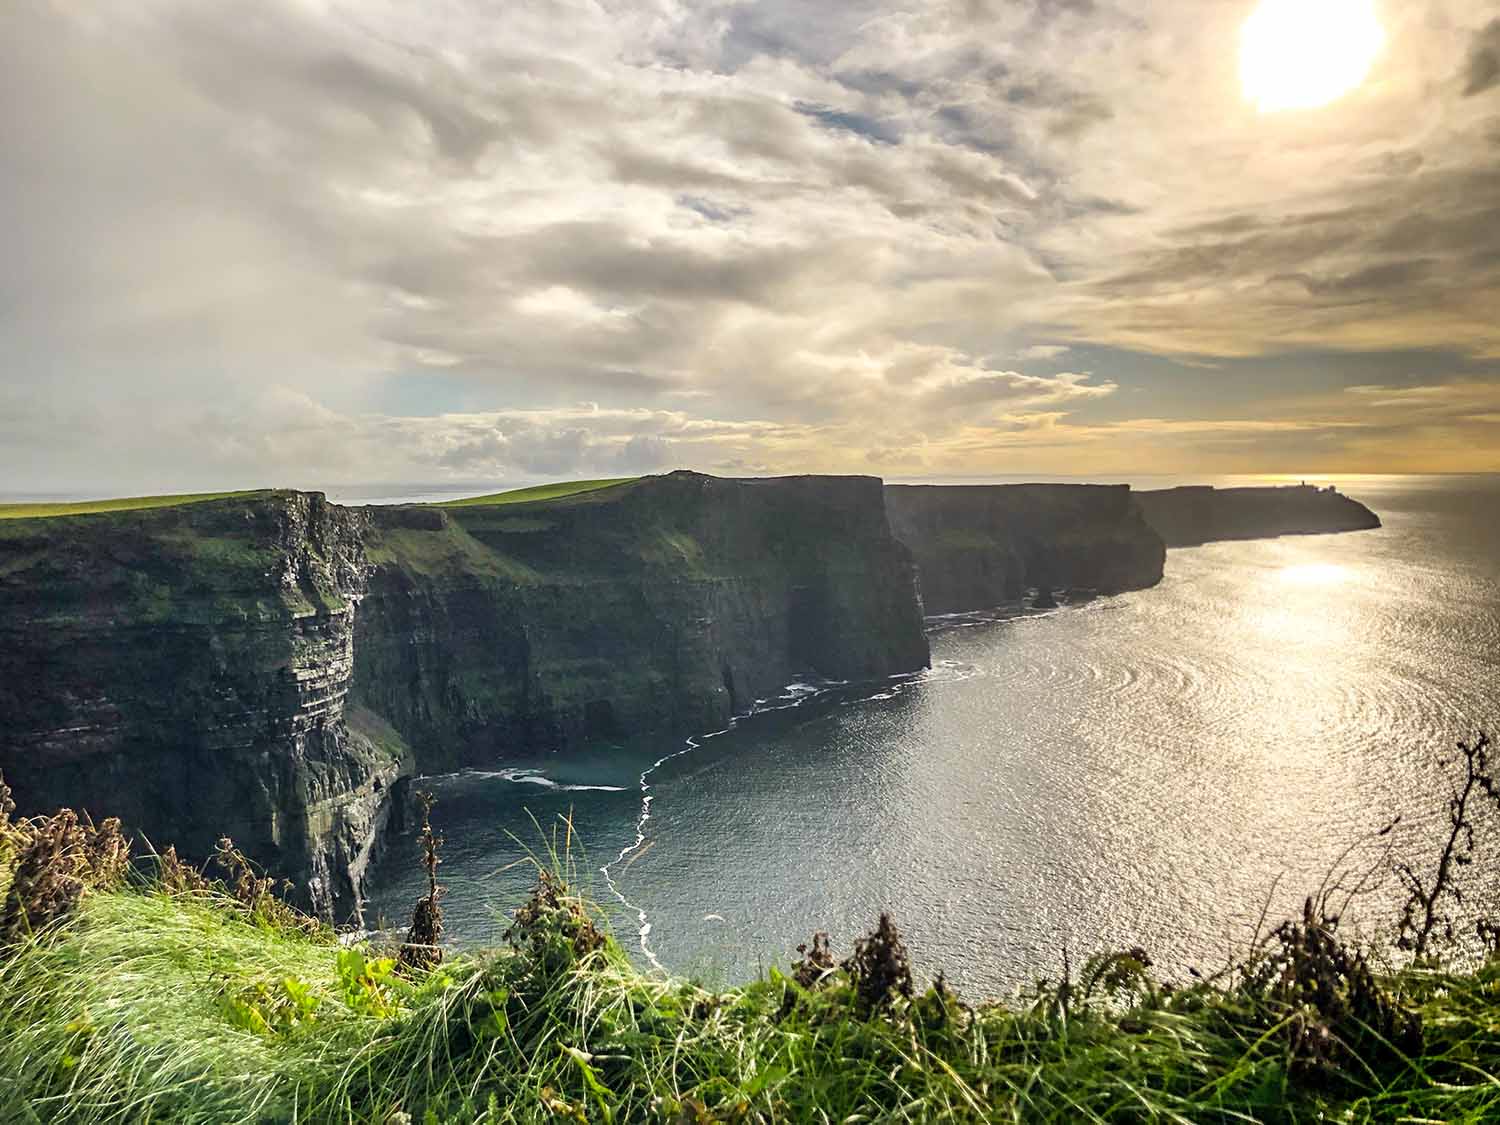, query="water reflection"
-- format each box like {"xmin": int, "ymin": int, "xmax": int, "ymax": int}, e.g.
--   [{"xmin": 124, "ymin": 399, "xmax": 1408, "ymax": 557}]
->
[{"xmin": 1278, "ymin": 562, "xmax": 1353, "ymax": 586}]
